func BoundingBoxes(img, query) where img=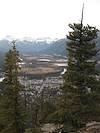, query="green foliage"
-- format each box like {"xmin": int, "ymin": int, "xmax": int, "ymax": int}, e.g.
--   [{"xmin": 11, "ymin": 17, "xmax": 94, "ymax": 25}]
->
[
  {"xmin": 24, "ymin": 128, "xmax": 42, "ymax": 133},
  {"xmin": 0, "ymin": 41, "xmax": 26, "ymax": 133},
  {"xmin": 58, "ymin": 23, "xmax": 100, "ymax": 132},
  {"xmin": 40, "ymin": 101, "xmax": 56, "ymax": 123}
]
